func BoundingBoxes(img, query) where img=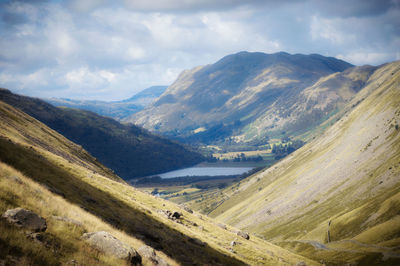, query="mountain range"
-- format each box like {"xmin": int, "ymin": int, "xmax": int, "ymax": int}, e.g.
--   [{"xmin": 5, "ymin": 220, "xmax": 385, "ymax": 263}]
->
[
  {"xmin": 128, "ymin": 52, "xmax": 359, "ymax": 144},
  {"xmin": 1, "ymin": 50, "xmax": 399, "ymax": 265},
  {"xmin": 46, "ymin": 85, "xmax": 167, "ymax": 120},
  {"xmin": 0, "ymin": 88, "xmax": 202, "ymax": 179}
]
